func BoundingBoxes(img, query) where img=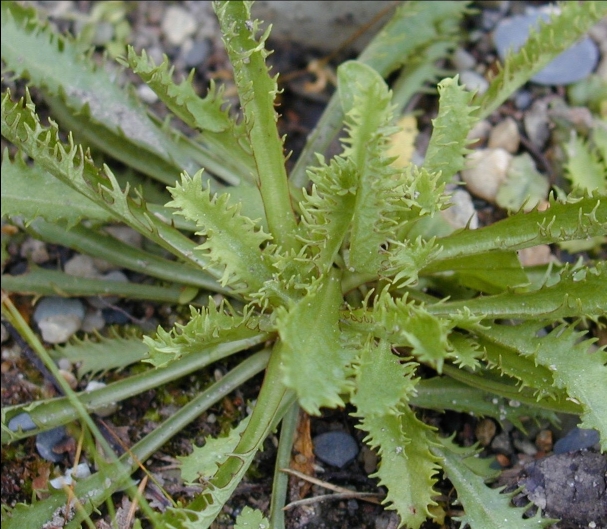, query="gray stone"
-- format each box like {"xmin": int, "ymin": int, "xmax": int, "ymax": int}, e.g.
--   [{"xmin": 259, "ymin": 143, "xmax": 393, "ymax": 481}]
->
[
  {"xmin": 183, "ymin": 40, "xmax": 211, "ymax": 68},
  {"xmin": 162, "ymin": 5, "xmax": 197, "ymax": 47},
  {"xmin": 441, "ymin": 189, "xmax": 478, "ymax": 230},
  {"xmin": 8, "ymin": 412, "xmax": 37, "ymax": 432},
  {"xmin": 36, "ymin": 426, "xmax": 69, "ymax": 462},
  {"xmin": 64, "ymin": 254, "xmax": 102, "ymax": 279},
  {"xmin": 452, "ymin": 47, "xmax": 476, "ymax": 72},
  {"xmin": 524, "ymin": 99, "xmax": 551, "ymax": 149},
  {"xmin": 493, "ymin": 8, "xmax": 599, "ymax": 85},
  {"xmin": 313, "ymin": 430, "xmax": 359, "ymax": 468},
  {"xmin": 554, "ymin": 427, "xmax": 600, "ymax": 454},
  {"xmin": 459, "ymin": 70, "xmax": 489, "ymax": 95},
  {"xmin": 33, "ymin": 297, "xmax": 86, "ymax": 344}
]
